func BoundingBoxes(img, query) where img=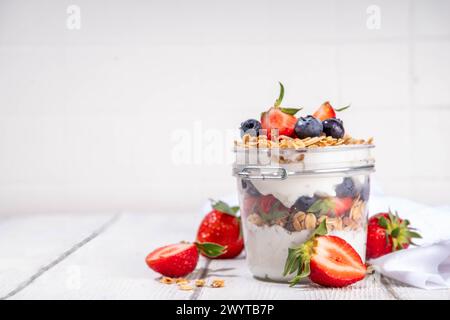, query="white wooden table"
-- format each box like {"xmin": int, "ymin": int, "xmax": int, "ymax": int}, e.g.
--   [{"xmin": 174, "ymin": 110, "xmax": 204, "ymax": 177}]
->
[{"xmin": 1, "ymin": 213, "xmax": 449, "ymax": 300}]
